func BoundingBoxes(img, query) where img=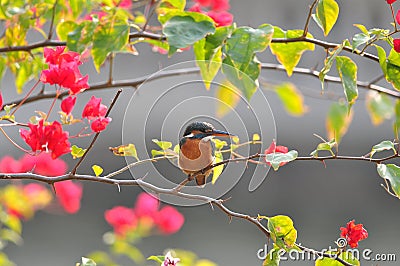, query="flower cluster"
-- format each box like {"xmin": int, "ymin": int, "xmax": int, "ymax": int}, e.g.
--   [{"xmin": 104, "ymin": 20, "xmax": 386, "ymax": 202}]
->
[
  {"xmin": 20, "ymin": 119, "xmax": 71, "ymax": 159},
  {"xmin": 189, "ymin": 0, "xmax": 233, "ymax": 27},
  {"xmin": 340, "ymin": 220, "xmax": 368, "ymax": 248},
  {"xmin": 82, "ymin": 96, "xmax": 112, "ymax": 132},
  {"xmin": 105, "ymin": 192, "xmax": 185, "ymax": 237},
  {"xmin": 40, "ymin": 46, "xmax": 89, "ymax": 94},
  {"xmin": 264, "ymin": 140, "xmax": 289, "ymax": 167},
  {"xmin": 0, "ymin": 154, "xmax": 83, "ymax": 215}
]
